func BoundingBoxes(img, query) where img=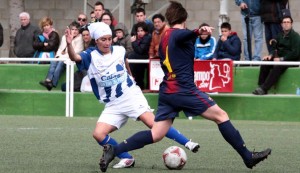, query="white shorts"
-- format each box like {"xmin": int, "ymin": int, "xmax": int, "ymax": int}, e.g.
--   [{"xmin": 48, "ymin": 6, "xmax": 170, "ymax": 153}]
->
[{"xmin": 98, "ymin": 85, "xmax": 152, "ymax": 129}]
